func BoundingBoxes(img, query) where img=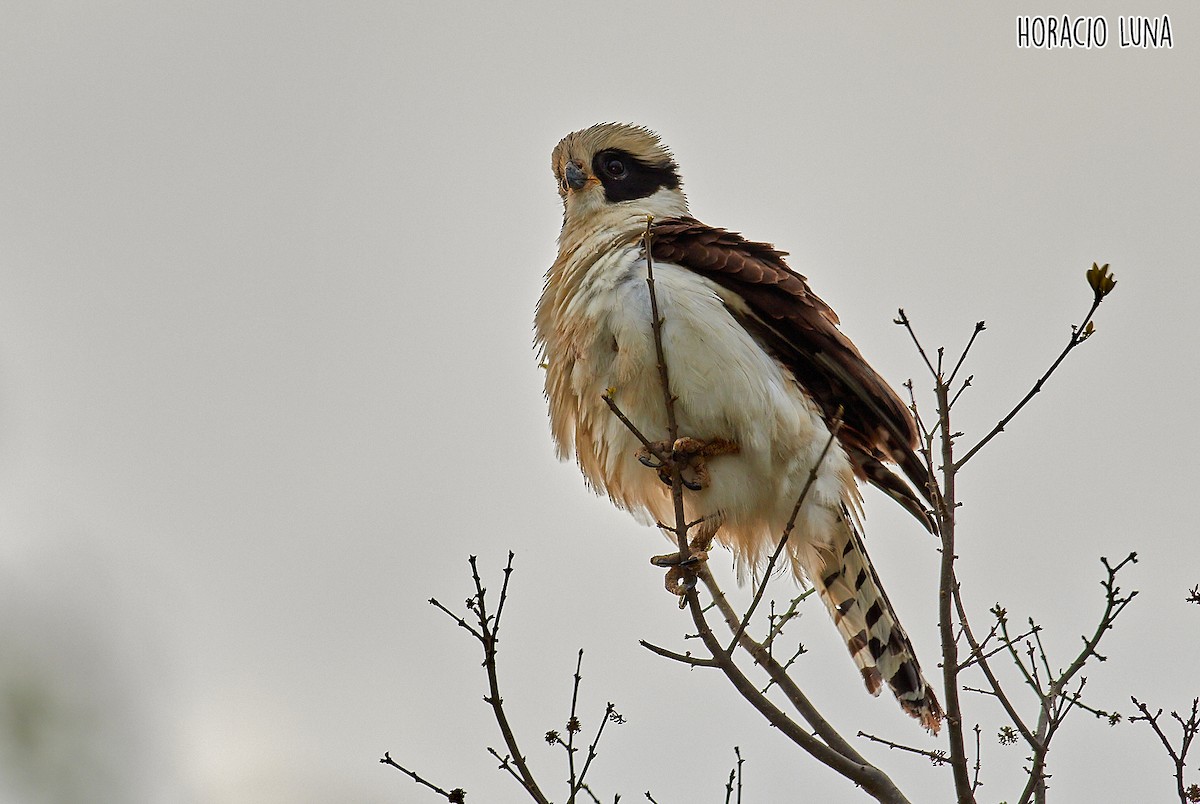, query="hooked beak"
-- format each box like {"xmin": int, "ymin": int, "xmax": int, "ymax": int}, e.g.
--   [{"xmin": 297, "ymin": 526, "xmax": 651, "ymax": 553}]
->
[{"xmin": 564, "ymin": 161, "xmax": 587, "ymax": 190}]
